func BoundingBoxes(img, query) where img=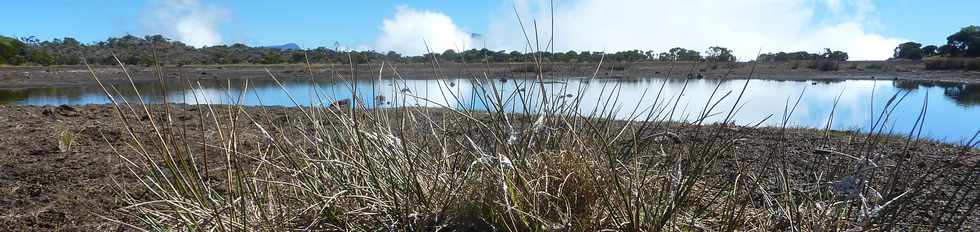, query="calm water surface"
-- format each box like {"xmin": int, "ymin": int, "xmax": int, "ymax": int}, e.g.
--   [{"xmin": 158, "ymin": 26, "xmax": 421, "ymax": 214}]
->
[{"xmin": 1, "ymin": 77, "xmax": 978, "ymax": 145}]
